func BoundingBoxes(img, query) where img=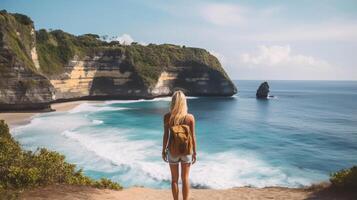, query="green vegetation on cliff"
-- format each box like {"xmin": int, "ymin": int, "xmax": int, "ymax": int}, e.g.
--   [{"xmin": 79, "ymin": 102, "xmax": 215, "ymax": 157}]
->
[
  {"xmin": 0, "ymin": 120, "xmax": 122, "ymax": 192},
  {"xmin": 0, "ymin": 10, "xmax": 36, "ymax": 72},
  {"xmin": 35, "ymin": 26, "xmax": 229, "ymax": 86},
  {"xmin": 36, "ymin": 29, "xmax": 107, "ymax": 75},
  {"xmin": 36, "ymin": 31, "xmax": 229, "ymax": 86},
  {"xmin": 125, "ymin": 43, "xmax": 229, "ymax": 86},
  {"xmin": 330, "ymin": 166, "xmax": 357, "ymax": 190}
]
